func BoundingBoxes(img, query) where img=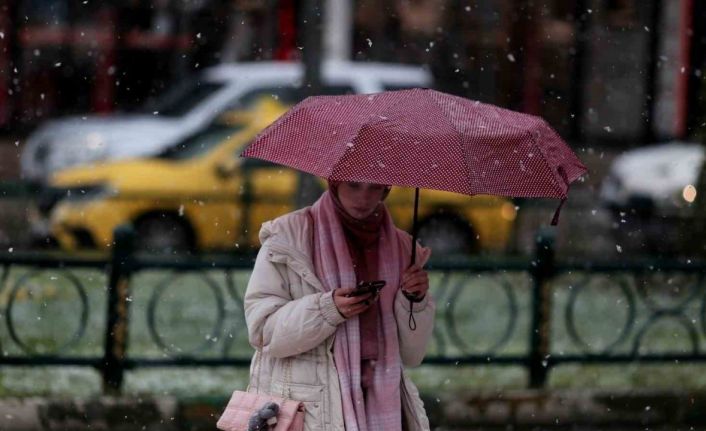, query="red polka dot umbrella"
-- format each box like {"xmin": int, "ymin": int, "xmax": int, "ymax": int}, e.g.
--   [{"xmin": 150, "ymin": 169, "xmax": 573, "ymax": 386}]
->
[{"xmin": 242, "ymin": 88, "xmax": 587, "ymax": 256}]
